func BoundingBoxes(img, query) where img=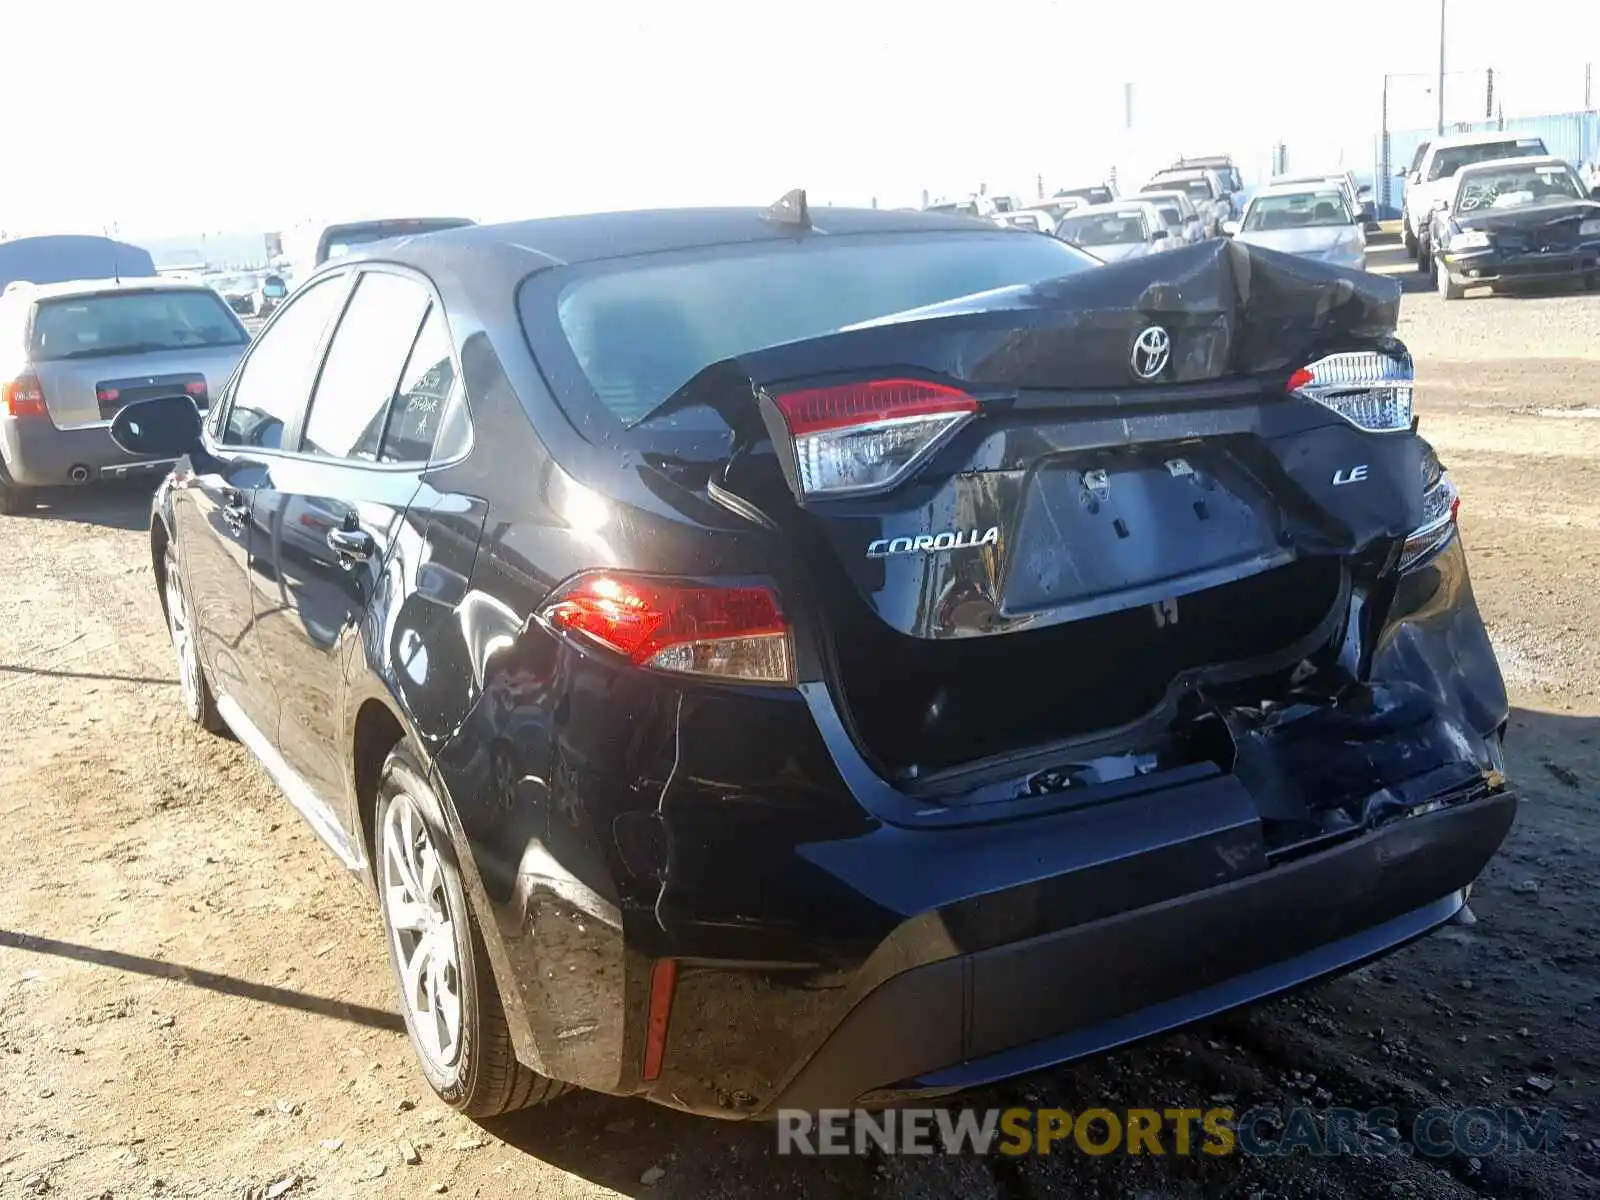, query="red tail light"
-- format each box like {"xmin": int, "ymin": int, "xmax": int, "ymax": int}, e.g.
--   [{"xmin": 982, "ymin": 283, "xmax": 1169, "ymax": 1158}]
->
[
  {"xmin": 97, "ymin": 387, "xmax": 120, "ymax": 405},
  {"xmin": 769, "ymin": 379, "xmax": 978, "ymax": 499},
  {"xmin": 535, "ymin": 573, "xmax": 794, "ymax": 684},
  {"xmin": 185, "ymin": 380, "xmax": 208, "ymax": 398},
  {"xmin": 3, "ymin": 374, "xmax": 46, "ymax": 418}
]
